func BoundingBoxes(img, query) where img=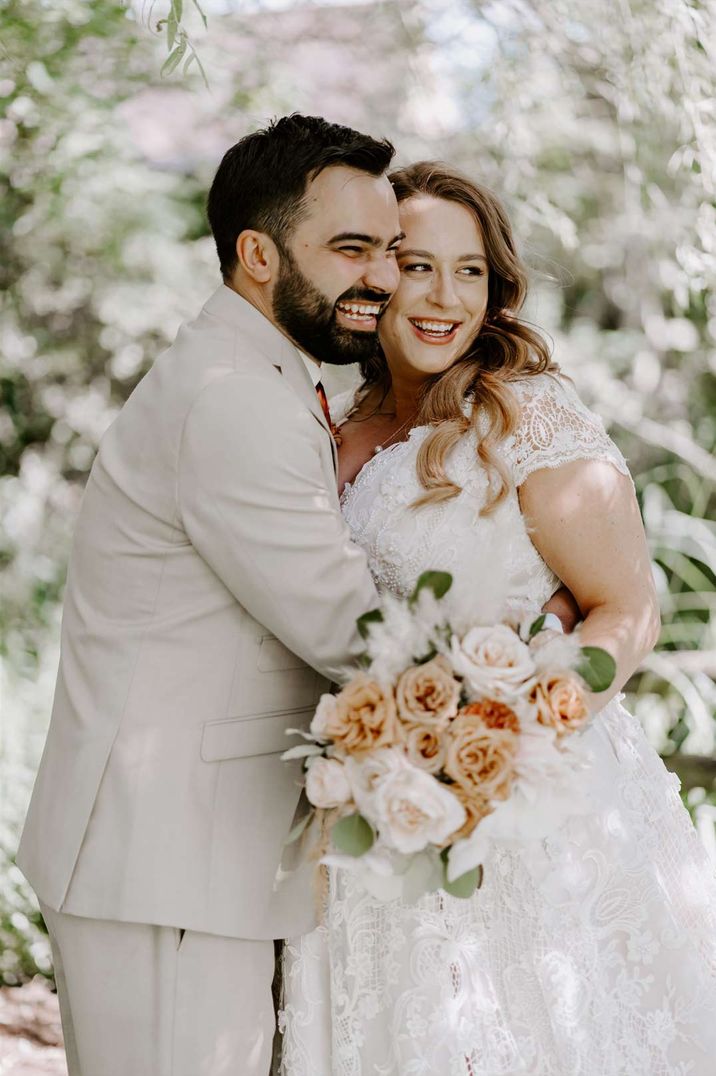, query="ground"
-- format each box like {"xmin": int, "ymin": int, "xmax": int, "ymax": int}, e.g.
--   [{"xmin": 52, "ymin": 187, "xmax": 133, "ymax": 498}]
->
[{"xmin": 0, "ymin": 980, "xmax": 66, "ymax": 1075}]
